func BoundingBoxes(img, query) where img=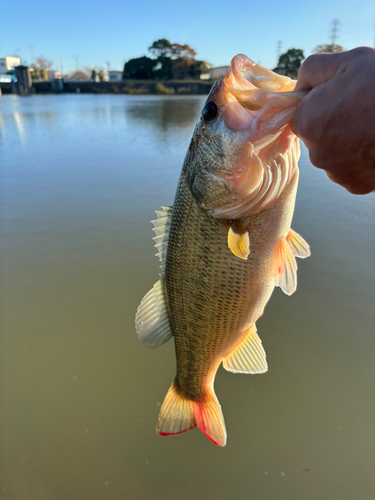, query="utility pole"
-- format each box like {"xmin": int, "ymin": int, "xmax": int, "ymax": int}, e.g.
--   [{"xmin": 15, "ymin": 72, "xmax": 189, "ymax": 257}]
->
[
  {"xmin": 28, "ymin": 45, "xmax": 35, "ymax": 65},
  {"xmin": 75, "ymin": 55, "xmax": 80, "ymax": 71},
  {"xmin": 277, "ymin": 40, "xmax": 282, "ymax": 64},
  {"xmin": 330, "ymin": 19, "xmax": 340, "ymax": 45}
]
